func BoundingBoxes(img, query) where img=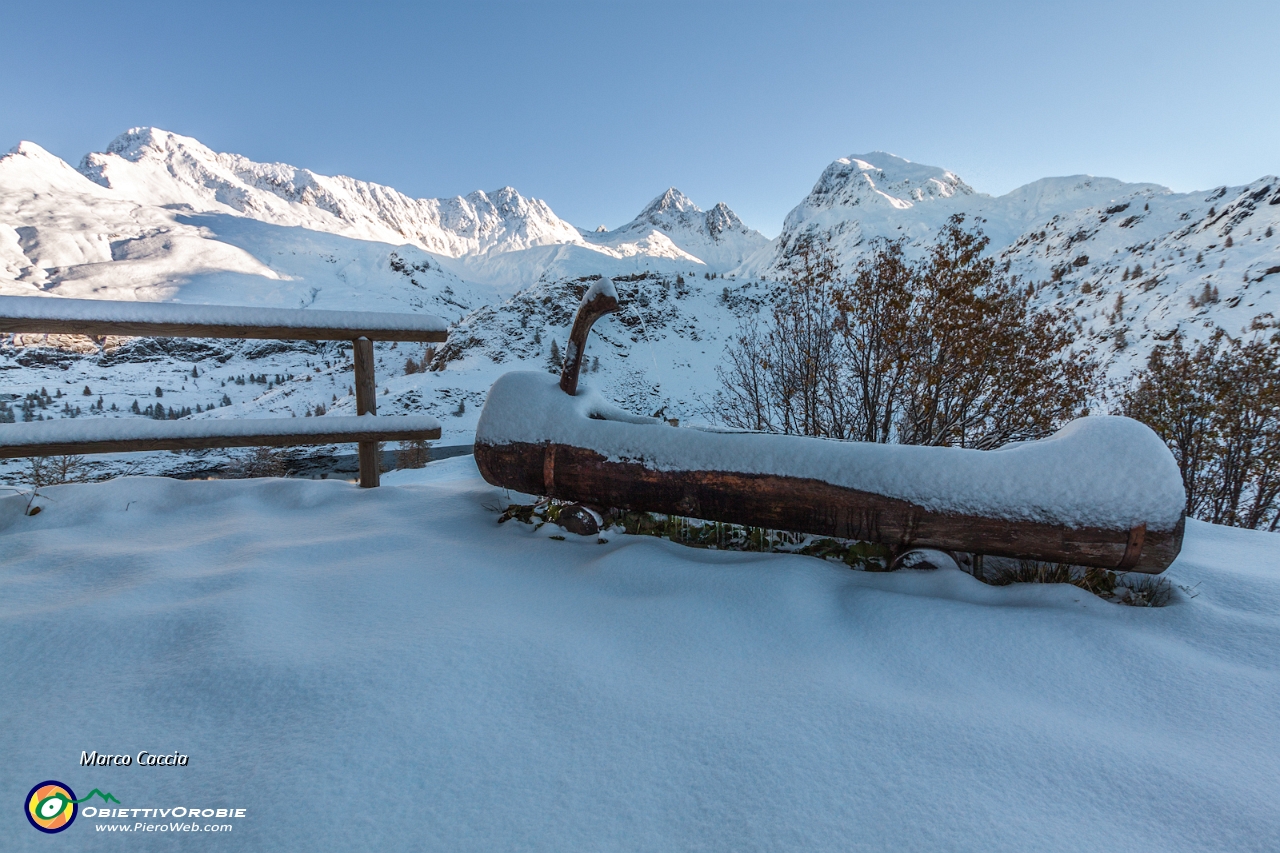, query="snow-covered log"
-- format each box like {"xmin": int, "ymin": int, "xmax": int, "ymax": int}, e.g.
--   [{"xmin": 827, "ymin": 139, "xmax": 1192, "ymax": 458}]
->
[
  {"xmin": 474, "ymin": 372, "xmax": 1186, "ymax": 573},
  {"xmin": 0, "ymin": 414, "xmax": 441, "ymax": 457}
]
